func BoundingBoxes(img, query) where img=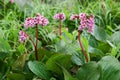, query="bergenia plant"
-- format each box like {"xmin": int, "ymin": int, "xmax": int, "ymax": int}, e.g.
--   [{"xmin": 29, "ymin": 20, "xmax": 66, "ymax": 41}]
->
[
  {"xmin": 19, "ymin": 30, "xmax": 28, "ymax": 42},
  {"xmin": 70, "ymin": 14, "xmax": 79, "ymax": 20},
  {"xmin": 19, "ymin": 13, "xmax": 49, "ymax": 61},
  {"xmin": 79, "ymin": 13, "xmax": 94, "ymax": 33},
  {"xmin": 54, "ymin": 13, "xmax": 66, "ymax": 36},
  {"xmin": 70, "ymin": 13, "xmax": 95, "ymax": 62}
]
